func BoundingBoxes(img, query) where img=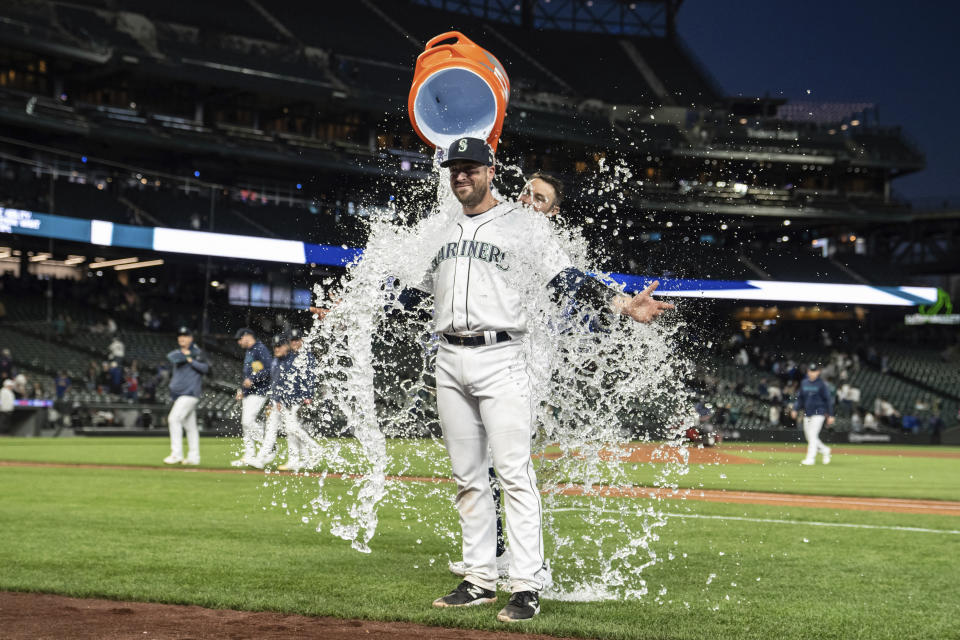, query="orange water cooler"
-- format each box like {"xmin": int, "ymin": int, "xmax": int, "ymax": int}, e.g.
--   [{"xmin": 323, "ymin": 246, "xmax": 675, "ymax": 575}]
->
[{"xmin": 408, "ymin": 31, "xmax": 510, "ymax": 155}]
